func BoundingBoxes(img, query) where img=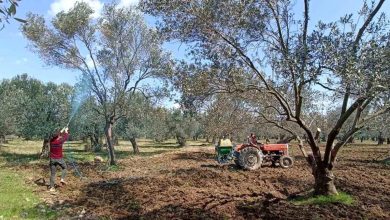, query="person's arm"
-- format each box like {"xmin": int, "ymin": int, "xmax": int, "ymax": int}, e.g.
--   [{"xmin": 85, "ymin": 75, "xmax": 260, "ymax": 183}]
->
[{"xmin": 60, "ymin": 127, "xmax": 69, "ymax": 143}]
